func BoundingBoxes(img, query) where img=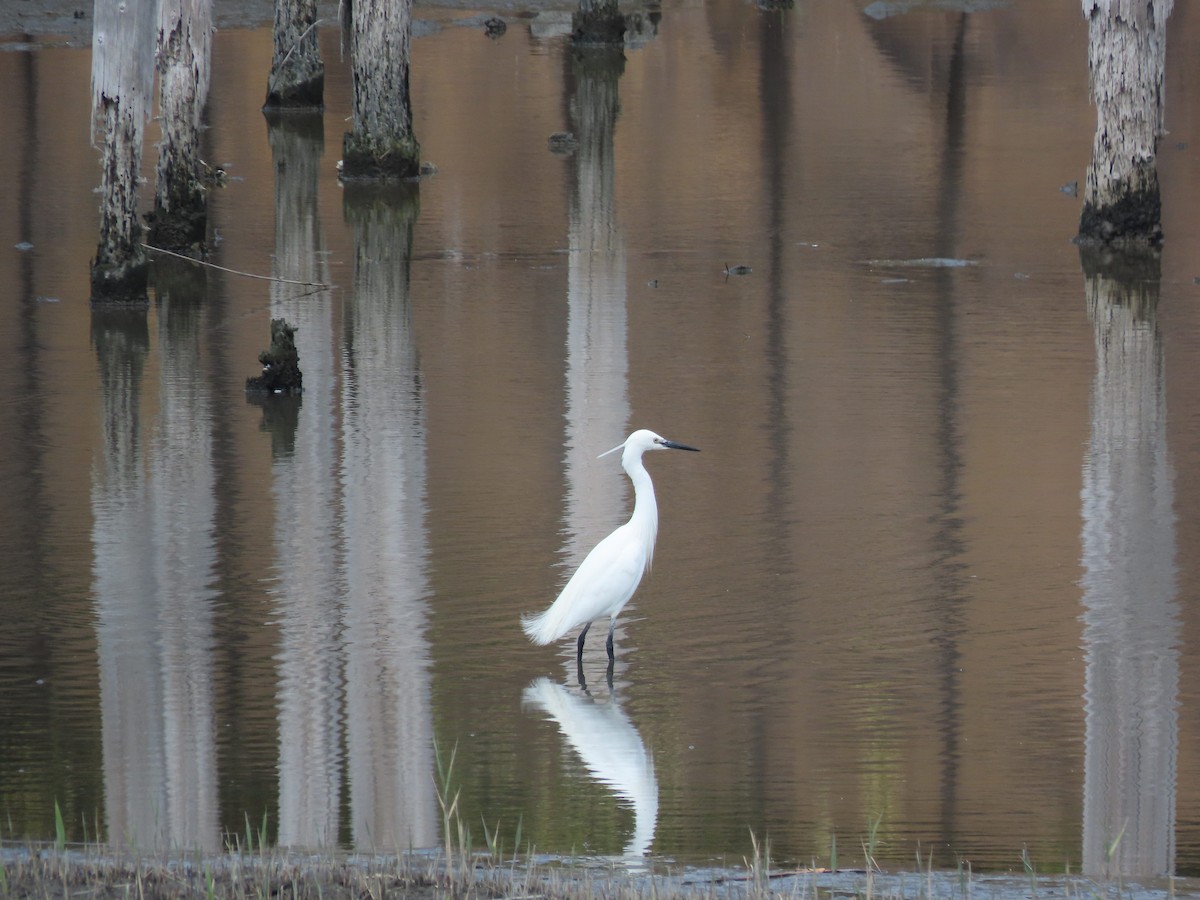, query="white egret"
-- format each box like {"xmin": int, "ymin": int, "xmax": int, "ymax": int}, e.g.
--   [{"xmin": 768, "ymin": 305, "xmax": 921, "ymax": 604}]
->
[{"xmin": 522, "ymin": 429, "xmax": 699, "ymax": 661}]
